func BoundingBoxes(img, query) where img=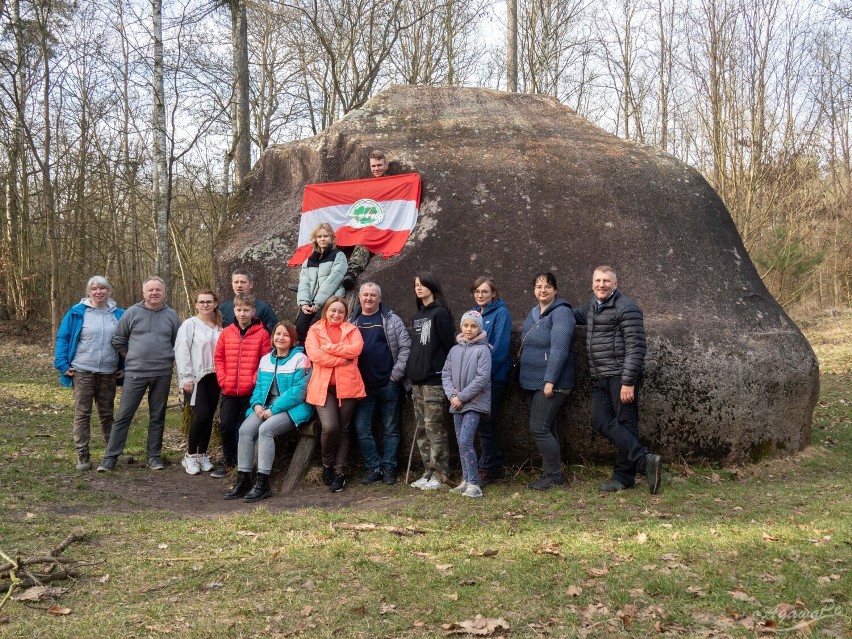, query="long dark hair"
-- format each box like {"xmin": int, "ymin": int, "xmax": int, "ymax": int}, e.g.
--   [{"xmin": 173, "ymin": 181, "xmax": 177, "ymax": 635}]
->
[{"xmin": 414, "ymin": 271, "xmax": 454, "ymax": 324}]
